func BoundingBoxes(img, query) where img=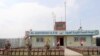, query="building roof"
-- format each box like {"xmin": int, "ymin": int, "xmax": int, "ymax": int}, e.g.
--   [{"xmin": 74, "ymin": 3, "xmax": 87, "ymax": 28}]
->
[{"xmin": 29, "ymin": 30, "xmax": 99, "ymax": 36}]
